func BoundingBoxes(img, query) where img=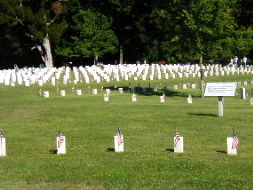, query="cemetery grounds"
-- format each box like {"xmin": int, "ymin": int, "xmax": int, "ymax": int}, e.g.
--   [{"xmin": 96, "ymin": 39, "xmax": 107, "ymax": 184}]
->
[{"xmin": 0, "ymin": 73, "xmax": 253, "ymax": 190}]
